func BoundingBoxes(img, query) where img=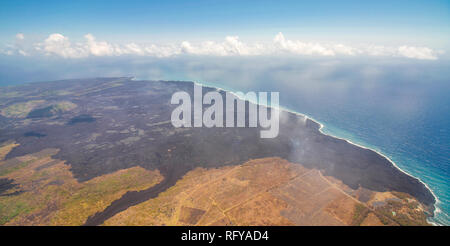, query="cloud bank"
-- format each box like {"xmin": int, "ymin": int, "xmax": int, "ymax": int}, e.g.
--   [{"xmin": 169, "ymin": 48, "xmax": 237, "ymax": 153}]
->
[{"xmin": 1, "ymin": 32, "xmax": 441, "ymax": 60}]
